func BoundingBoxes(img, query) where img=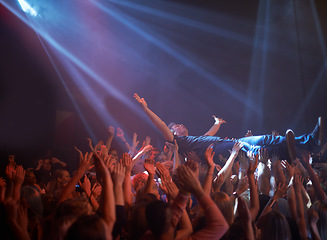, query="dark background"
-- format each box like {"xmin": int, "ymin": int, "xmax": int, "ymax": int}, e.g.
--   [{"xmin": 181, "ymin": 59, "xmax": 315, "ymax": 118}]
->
[{"xmin": 1, "ymin": 0, "xmax": 326, "ymax": 172}]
